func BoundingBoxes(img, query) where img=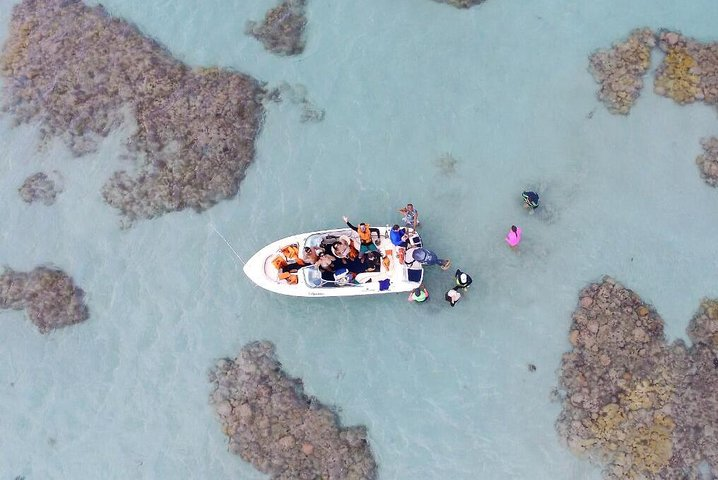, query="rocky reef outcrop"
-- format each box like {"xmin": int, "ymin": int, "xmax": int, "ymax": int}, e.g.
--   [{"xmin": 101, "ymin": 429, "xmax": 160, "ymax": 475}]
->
[
  {"xmin": 557, "ymin": 276, "xmax": 718, "ymax": 479},
  {"xmin": 209, "ymin": 341, "xmax": 377, "ymax": 480},
  {"xmin": 432, "ymin": 0, "xmax": 486, "ymax": 8},
  {"xmin": 18, "ymin": 171, "xmax": 63, "ymax": 205},
  {"xmin": 246, "ymin": 0, "xmax": 307, "ymax": 56},
  {"xmin": 0, "ymin": 267, "xmax": 89, "ymax": 333},
  {"xmin": 588, "ymin": 28, "xmax": 655, "ymax": 115},
  {"xmin": 1, "ymin": 0, "xmax": 266, "ymax": 224}
]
